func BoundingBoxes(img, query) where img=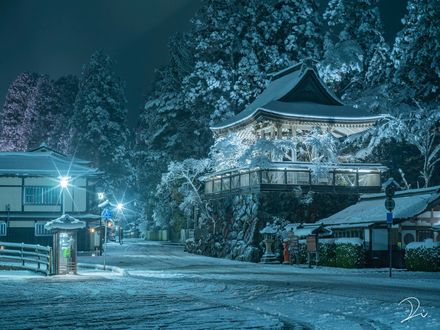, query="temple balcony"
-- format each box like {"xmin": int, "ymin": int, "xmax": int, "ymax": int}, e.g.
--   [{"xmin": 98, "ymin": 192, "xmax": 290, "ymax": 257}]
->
[{"xmin": 202, "ymin": 162, "xmax": 387, "ymax": 197}]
